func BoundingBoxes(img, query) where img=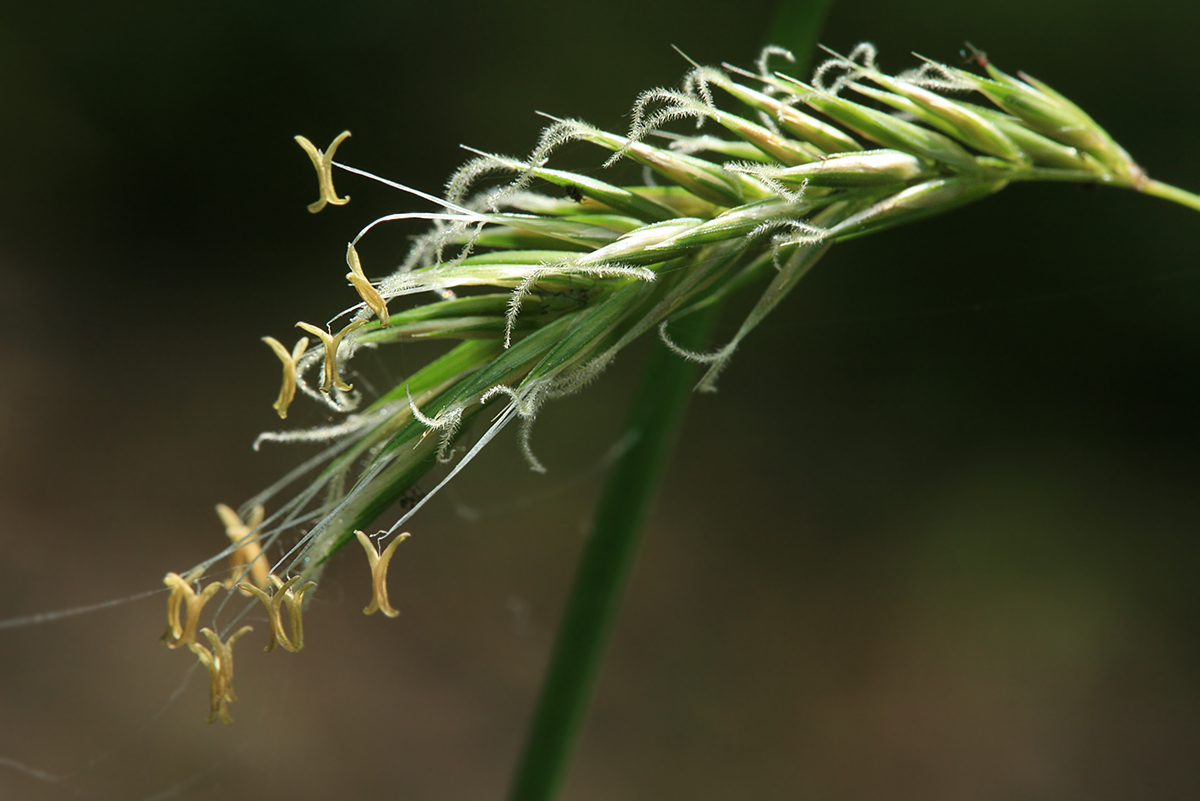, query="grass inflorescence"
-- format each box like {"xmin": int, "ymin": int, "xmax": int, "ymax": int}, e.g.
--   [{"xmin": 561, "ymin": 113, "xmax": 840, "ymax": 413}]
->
[{"xmin": 162, "ymin": 43, "xmax": 1199, "ymax": 723}]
